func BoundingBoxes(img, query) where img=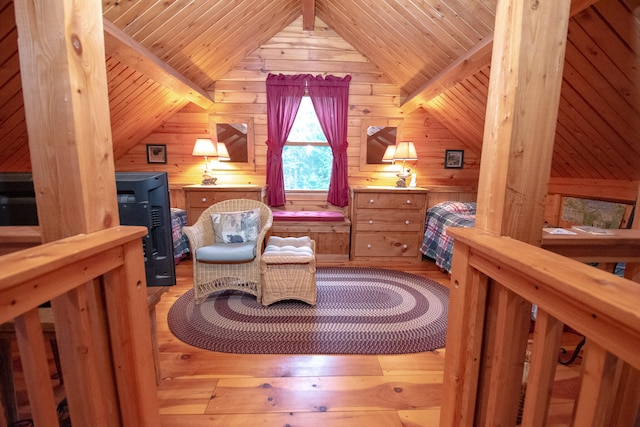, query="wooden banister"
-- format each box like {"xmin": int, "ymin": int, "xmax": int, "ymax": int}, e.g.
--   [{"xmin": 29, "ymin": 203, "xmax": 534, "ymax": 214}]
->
[
  {"xmin": 441, "ymin": 227, "xmax": 640, "ymax": 426},
  {"xmin": 0, "ymin": 226, "xmax": 161, "ymax": 426}
]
